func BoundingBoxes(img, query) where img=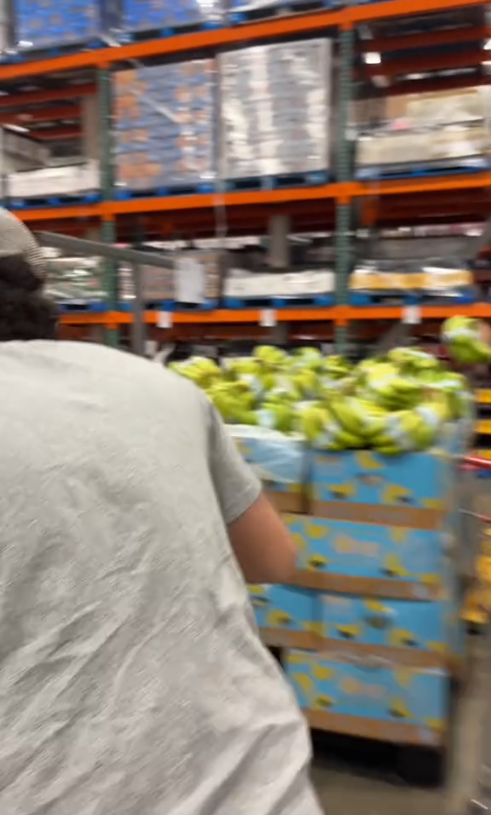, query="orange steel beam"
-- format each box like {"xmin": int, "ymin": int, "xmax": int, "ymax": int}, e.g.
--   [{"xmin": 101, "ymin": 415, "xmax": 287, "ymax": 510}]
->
[
  {"xmin": 0, "ymin": 83, "xmax": 95, "ymax": 108},
  {"xmin": 18, "ymin": 204, "xmax": 103, "ymax": 222},
  {"xmin": 34, "ymin": 125, "xmax": 81, "ymax": 140},
  {"xmin": 103, "ymin": 184, "xmax": 346, "ymax": 216},
  {"xmin": 0, "ymin": 103, "xmax": 81, "ymax": 125},
  {"xmin": 6, "ymin": 170, "xmax": 491, "ymax": 225},
  {"xmin": 58, "ymin": 302, "xmax": 491, "ymax": 327},
  {"xmin": 0, "ymin": 0, "xmax": 486, "ymax": 81},
  {"xmin": 349, "ymin": 0, "xmax": 488, "ymax": 22},
  {"xmin": 355, "ymin": 172, "xmax": 491, "ymax": 197},
  {"xmin": 363, "ymin": 50, "xmax": 482, "ymax": 78},
  {"xmin": 359, "ymin": 25, "xmax": 488, "ymax": 53}
]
